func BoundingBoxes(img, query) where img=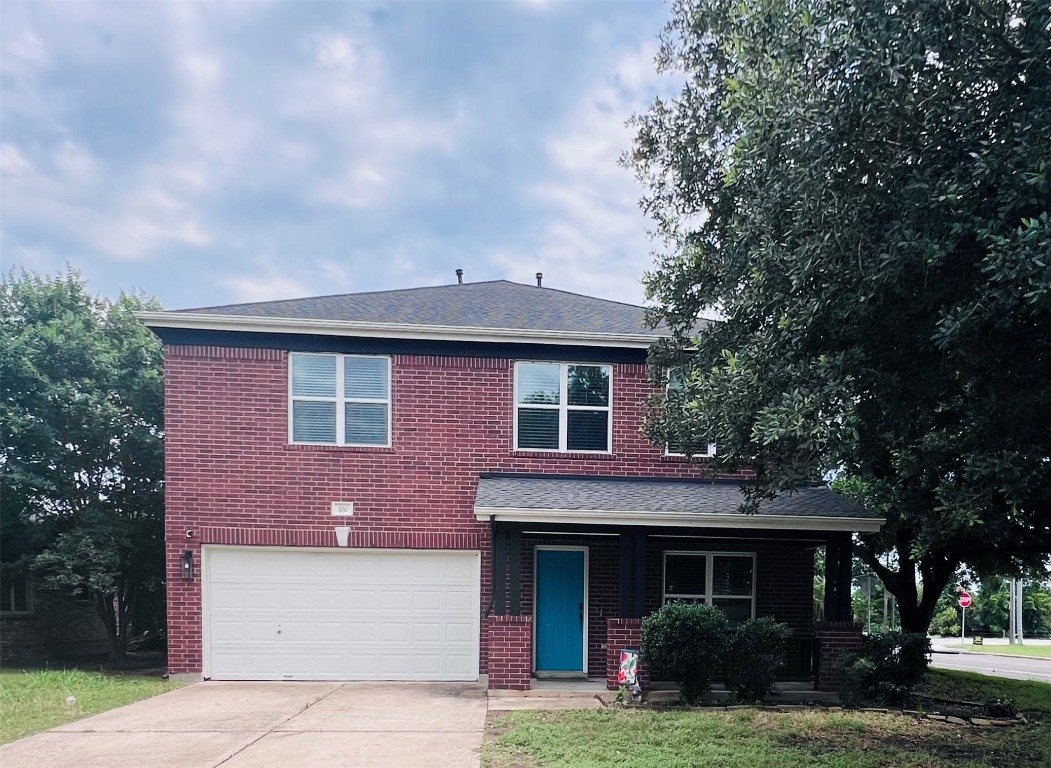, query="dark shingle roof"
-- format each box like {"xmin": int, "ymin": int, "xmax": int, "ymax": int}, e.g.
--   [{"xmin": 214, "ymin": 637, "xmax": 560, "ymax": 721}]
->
[
  {"xmin": 474, "ymin": 475, "xmax": 879, "ymax": 520},
  {"xmin": 179, "ymin": 280, "xmax": 664, "ymax": 337}
]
